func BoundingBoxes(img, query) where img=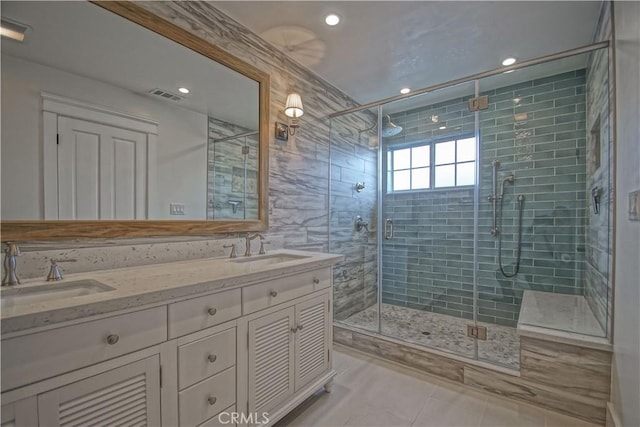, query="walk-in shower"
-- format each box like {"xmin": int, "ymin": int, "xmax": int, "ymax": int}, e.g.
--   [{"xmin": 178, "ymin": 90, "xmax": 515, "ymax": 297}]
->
[{"xmin": 329, "ymin": 43, "xmax": 612, "ymax": 370}]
